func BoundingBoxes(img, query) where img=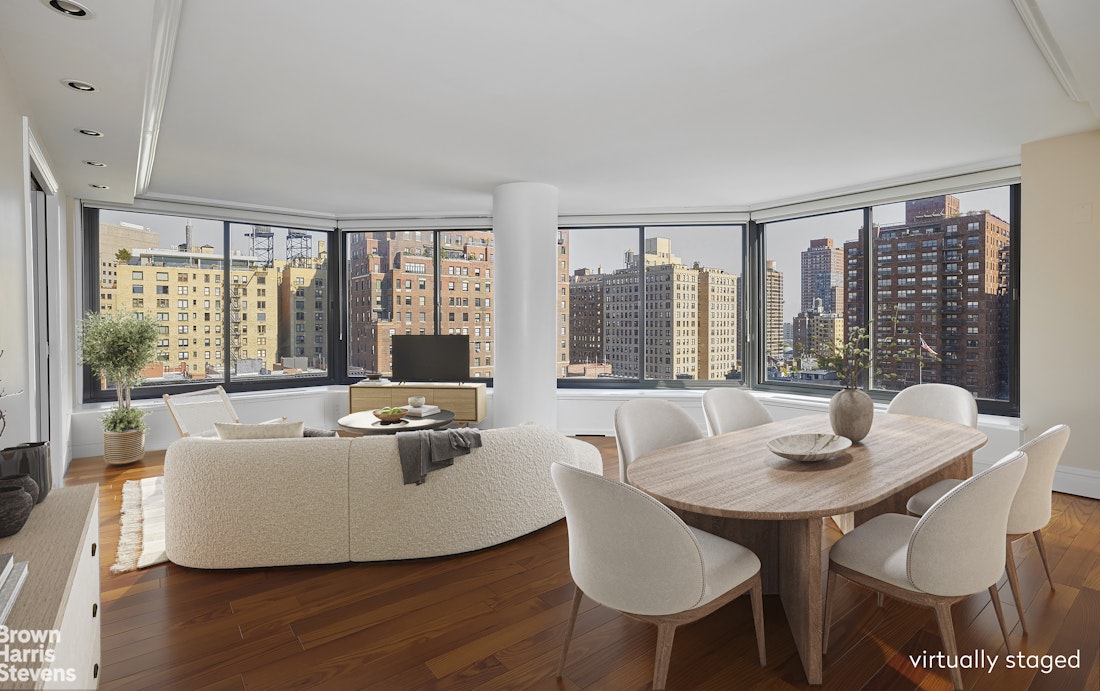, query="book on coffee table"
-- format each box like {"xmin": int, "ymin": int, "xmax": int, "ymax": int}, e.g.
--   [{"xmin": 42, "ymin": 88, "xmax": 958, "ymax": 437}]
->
[
  {"xmin": 0, "ymin": 560, "xmax": 28, "ymax": 625},
  {"xmin": 405, "ymin": 404, "xmax": 440, "ymax": 417}
]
